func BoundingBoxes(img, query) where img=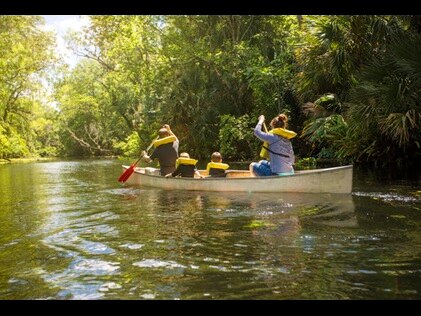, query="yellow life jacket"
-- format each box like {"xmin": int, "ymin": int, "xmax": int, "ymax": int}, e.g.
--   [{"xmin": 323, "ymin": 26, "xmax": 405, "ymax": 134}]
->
[
  {"xmin": 260, "ymin": 128, "xmax": 297, "ymax": 159},
  {"xmin": 206, "ymin": 162, "xmax": 229, "ymax": 173},
  {"xmin": 153, "ymin": 135, "xmax": 176, "ymax": 148},
  {"xmin": 175, "ymin": 157, "xmax": 198, "ymax": 169}
]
